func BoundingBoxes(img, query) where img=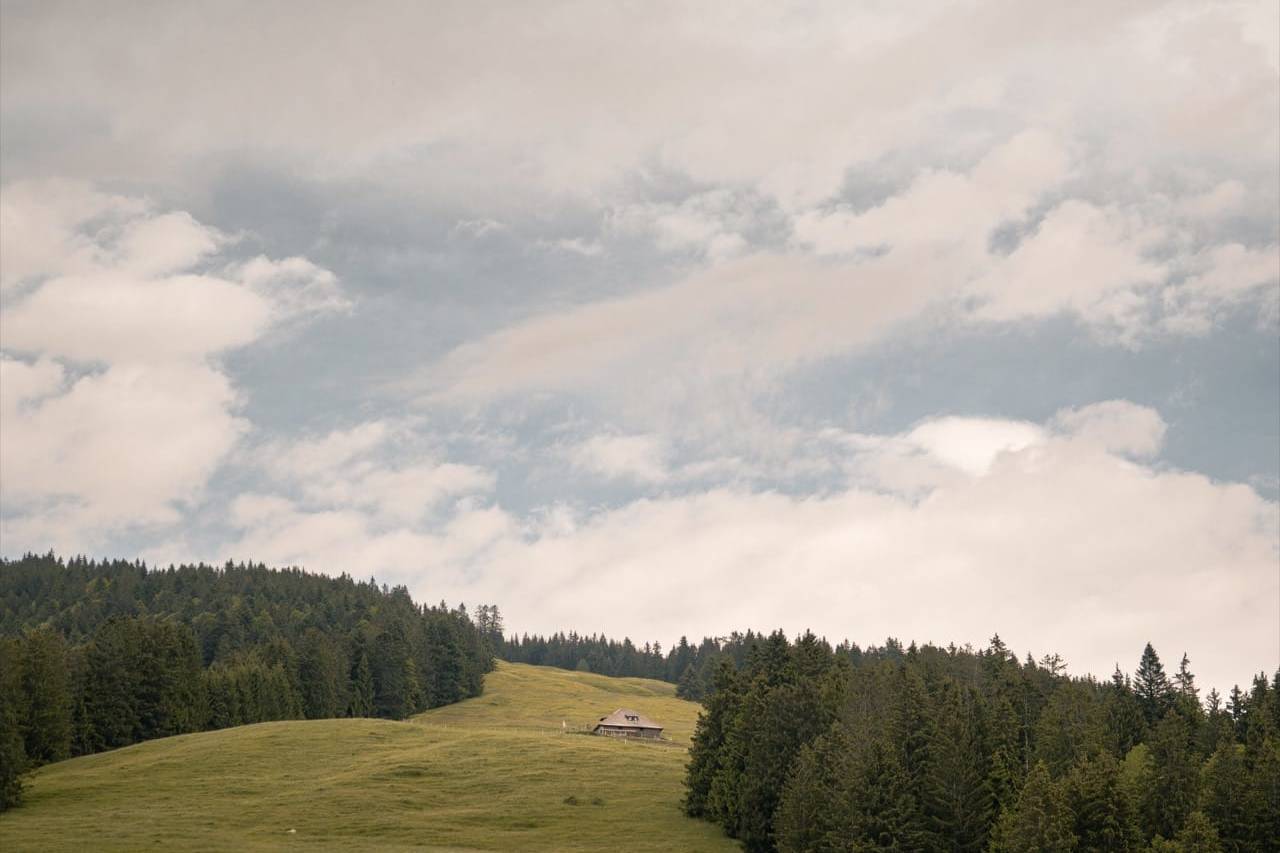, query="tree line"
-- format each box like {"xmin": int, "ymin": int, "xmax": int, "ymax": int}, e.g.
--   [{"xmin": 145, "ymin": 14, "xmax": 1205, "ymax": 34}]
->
[
  {"xmin": 682, "ymin": 631, "xmax": 1278, "ymax": 853},
  {"xmin": 500, "ymin": 629, "xmax": 765, "ymax": 696},
  {"xmin": 0, "ymin": 553, "xmax": 497, "ymax": 811}
]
